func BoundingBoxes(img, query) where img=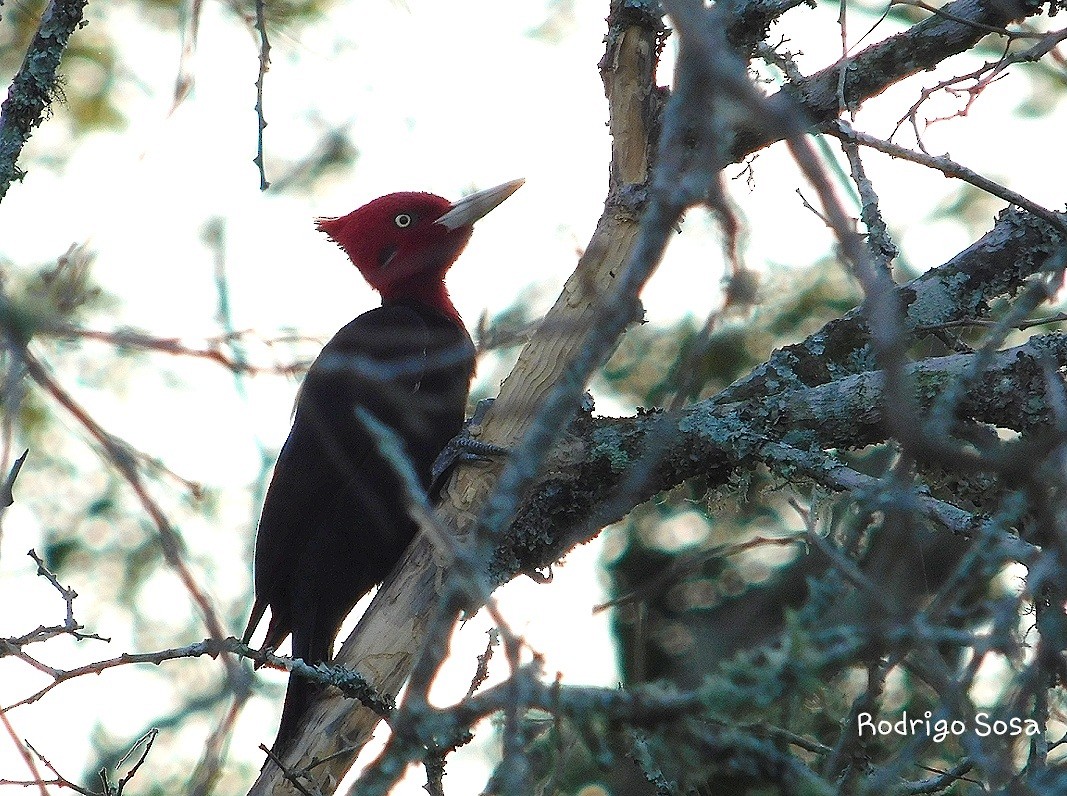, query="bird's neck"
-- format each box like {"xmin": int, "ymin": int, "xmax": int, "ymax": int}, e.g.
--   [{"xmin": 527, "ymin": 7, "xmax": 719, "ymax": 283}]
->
[{"xmin": 382, "ymin": 279, "xmax": 463, "ymax": 326}]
